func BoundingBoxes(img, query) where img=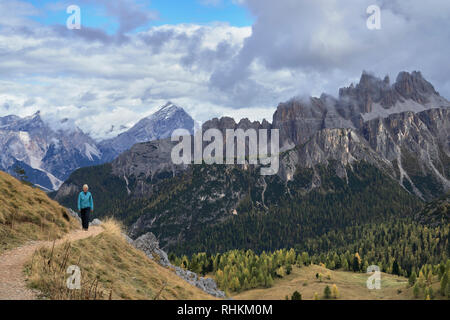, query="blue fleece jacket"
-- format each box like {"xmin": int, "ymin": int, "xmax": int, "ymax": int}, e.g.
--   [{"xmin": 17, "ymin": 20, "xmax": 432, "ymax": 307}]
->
[{"xmin": 78, "ymin": 191, "xmax": 94, "ymax": 211}]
